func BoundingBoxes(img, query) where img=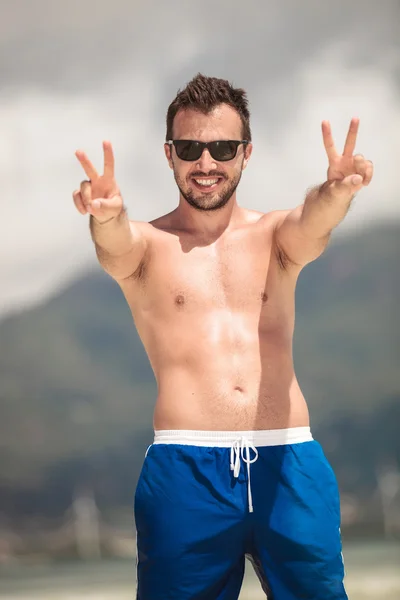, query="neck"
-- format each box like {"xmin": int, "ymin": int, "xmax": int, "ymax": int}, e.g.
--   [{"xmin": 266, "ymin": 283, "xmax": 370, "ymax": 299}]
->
[{"xmin": 174, "ymin": 194, "xmax": 242, "ymax": 240}]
